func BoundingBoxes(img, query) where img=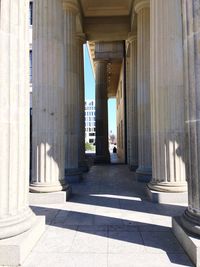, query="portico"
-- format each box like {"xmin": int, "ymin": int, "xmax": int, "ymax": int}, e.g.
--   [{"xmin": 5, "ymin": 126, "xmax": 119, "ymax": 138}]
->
[{"xmin": 0, "ymin": 0, "xmax": 200, "ymax": 266}]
